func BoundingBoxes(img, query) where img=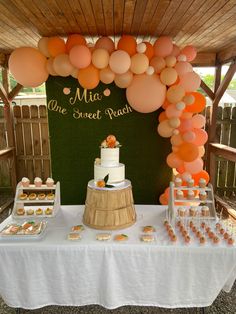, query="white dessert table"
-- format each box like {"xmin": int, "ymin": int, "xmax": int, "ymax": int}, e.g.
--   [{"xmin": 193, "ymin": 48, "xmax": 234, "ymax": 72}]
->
[{"xmin": 0, "ymin": 205, "xmax": 236, "ymax": 310}]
